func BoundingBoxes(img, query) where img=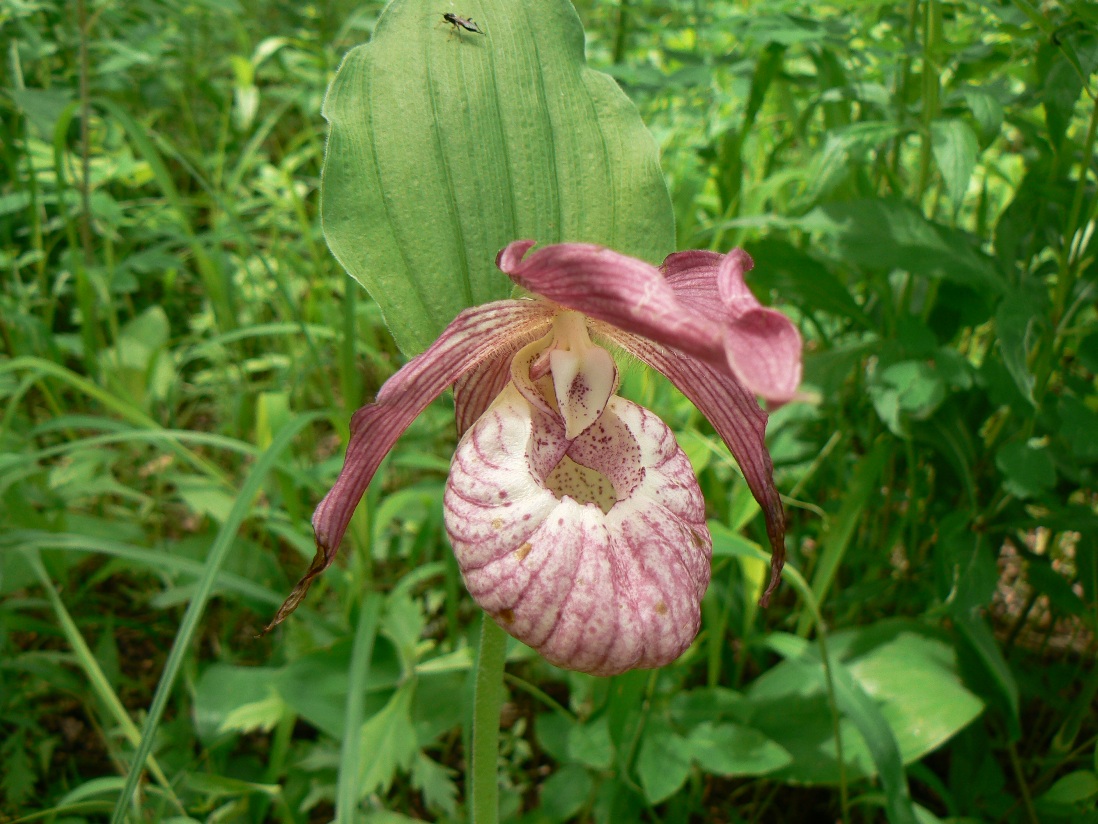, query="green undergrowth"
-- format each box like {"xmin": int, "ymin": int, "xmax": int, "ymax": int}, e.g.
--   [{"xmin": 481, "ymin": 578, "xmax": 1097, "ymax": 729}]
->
[{"xmin": 1, "ymin": 0, "xmax": 1096, "ymax": 822}]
